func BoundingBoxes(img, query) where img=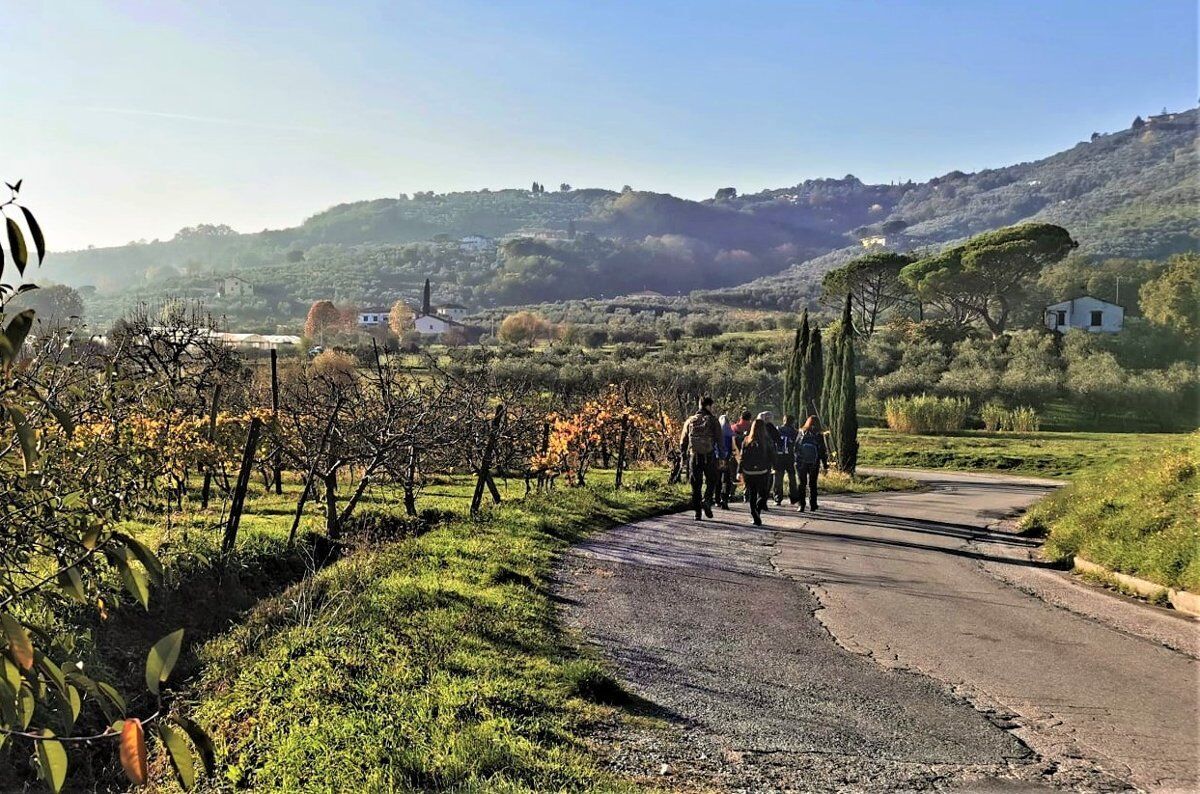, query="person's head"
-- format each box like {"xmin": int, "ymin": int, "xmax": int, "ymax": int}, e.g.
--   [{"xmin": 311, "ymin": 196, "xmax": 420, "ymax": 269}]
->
[
  {"xmin": 699, "ymin": 395, "xmax": 714, "ymax": 412},
  {"xmin": 801, "ymin": 415, "xmax": 821, "ymax": 433},
  {"xmin": 745, "ymin": 418, "xmax": 766, "ymax": 446},
  {"xmin": 783, "ymin": 414, "xmax": 795, "ymax": 428},
  {"xmin": 756, "ymin": 410, "xmax": 774, "ymax": 425},
  {"xmin": 740, "ymin": 411, "xmax": 752, "ymax": 423}
]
